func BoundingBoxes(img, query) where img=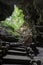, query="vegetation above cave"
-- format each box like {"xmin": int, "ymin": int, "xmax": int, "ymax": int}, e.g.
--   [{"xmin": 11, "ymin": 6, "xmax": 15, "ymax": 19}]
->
[{"xmin": 1, "ymin": 5, "xmax": 25, "ymax": 36}]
